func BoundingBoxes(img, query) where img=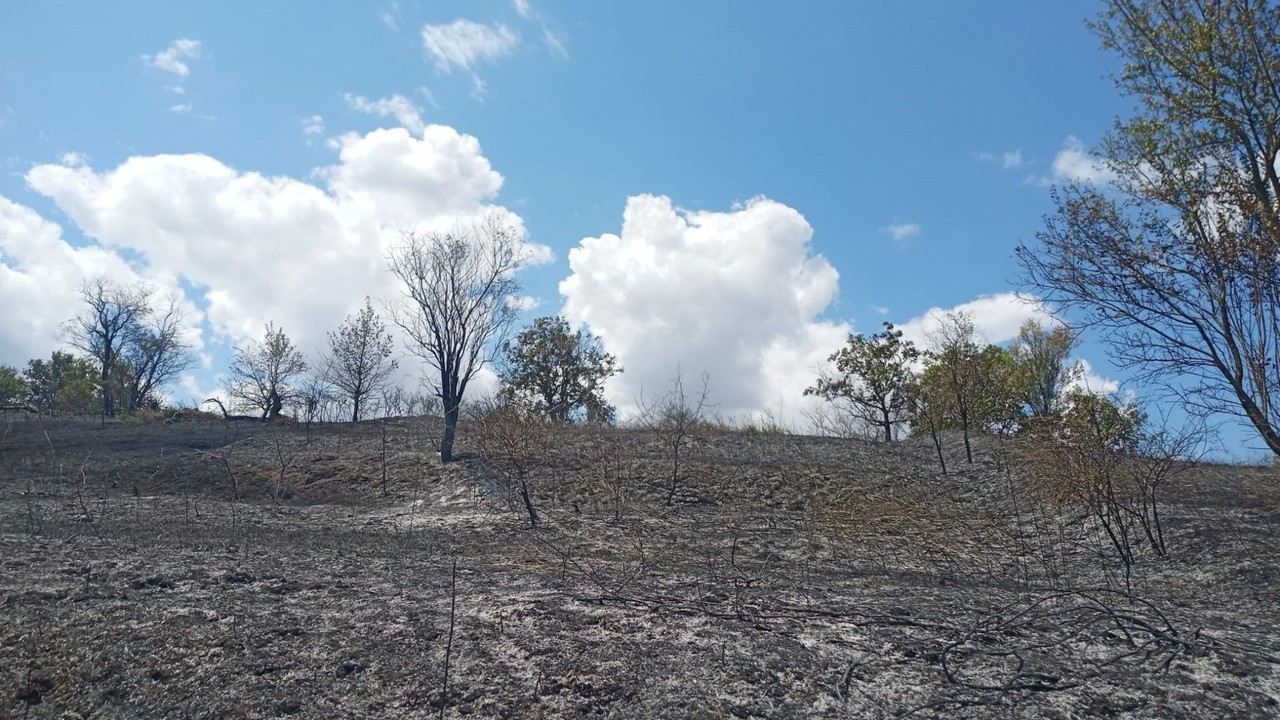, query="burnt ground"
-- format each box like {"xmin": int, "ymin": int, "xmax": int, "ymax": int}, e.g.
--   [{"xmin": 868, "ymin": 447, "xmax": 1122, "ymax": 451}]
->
[{"xmin": 0, "ymin": 415, "xmax": 1277, "ymax": 719}]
